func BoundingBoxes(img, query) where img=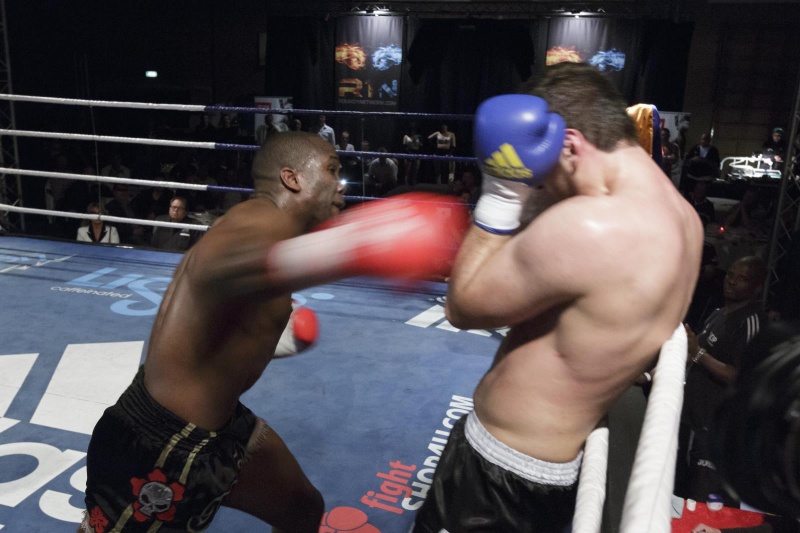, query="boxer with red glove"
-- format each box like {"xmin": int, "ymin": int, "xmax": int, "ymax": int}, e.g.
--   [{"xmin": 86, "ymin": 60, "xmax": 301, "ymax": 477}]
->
[
  {"xmin": 83, "ymin": 131, "xmax": 468, "ymax": 533},
  {"xmin": 472, "ymin": 94, "xmax": 565, "ymax": 234},
  {"xmin": 266, "ymin": 192, "xmax": 469, "ymax": 289}
]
